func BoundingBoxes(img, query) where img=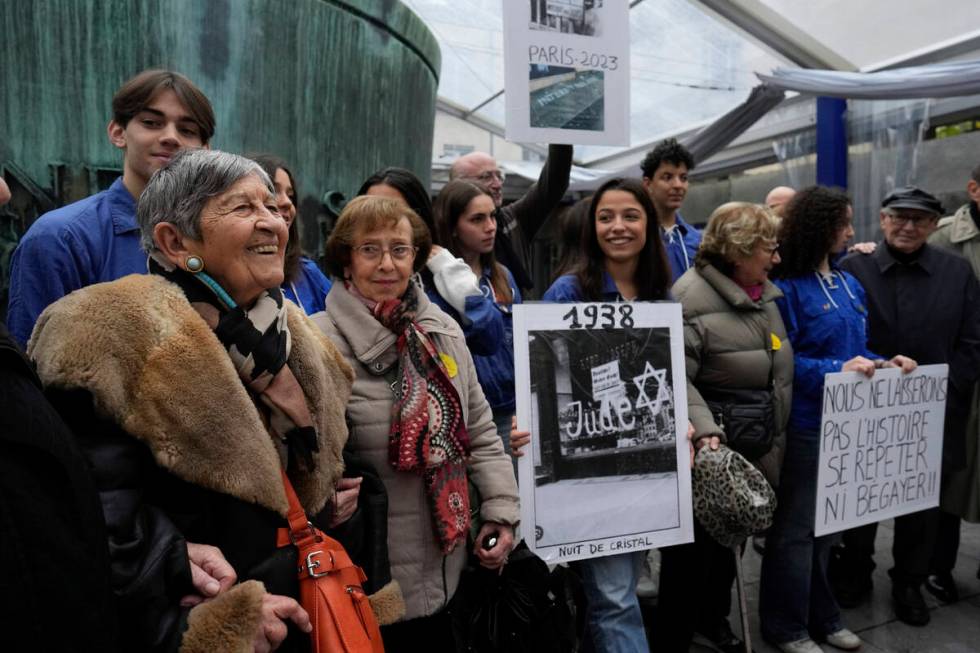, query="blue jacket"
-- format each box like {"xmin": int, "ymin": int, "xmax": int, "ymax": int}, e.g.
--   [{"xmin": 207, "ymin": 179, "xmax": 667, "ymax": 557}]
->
[
  {"xmin": 283, "ymin": 256, "xmax": 332, "ymax": 315},
  {"xmin": 423, "ymin": 271, "xmax": 504, "ymax": 358},
  {"xmin": 468, "ymin": 266, "xmax": 521, "ymax": 413},
  {"xmin": 774, "ymin": 270, "xmax": 879, "ymax": 435},
  {"xmin": 542, "ymin": 272, "xmax": 623, "ymax": 303},
  {"xmin": 662, "ymin": 213, "xmax": 702, "ymax": 284},
  {"xmin": 7, "ymin": 178, "xmax": 144, "ymax": 346}
]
